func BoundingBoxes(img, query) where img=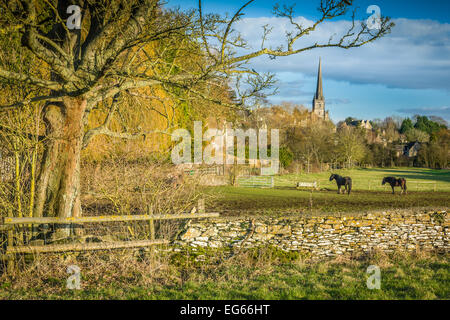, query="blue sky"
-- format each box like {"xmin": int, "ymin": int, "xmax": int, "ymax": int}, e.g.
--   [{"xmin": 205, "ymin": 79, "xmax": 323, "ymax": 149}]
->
[{"xmin": 167, "ymin": 1, "xmax": 450, "ymax": 123}]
